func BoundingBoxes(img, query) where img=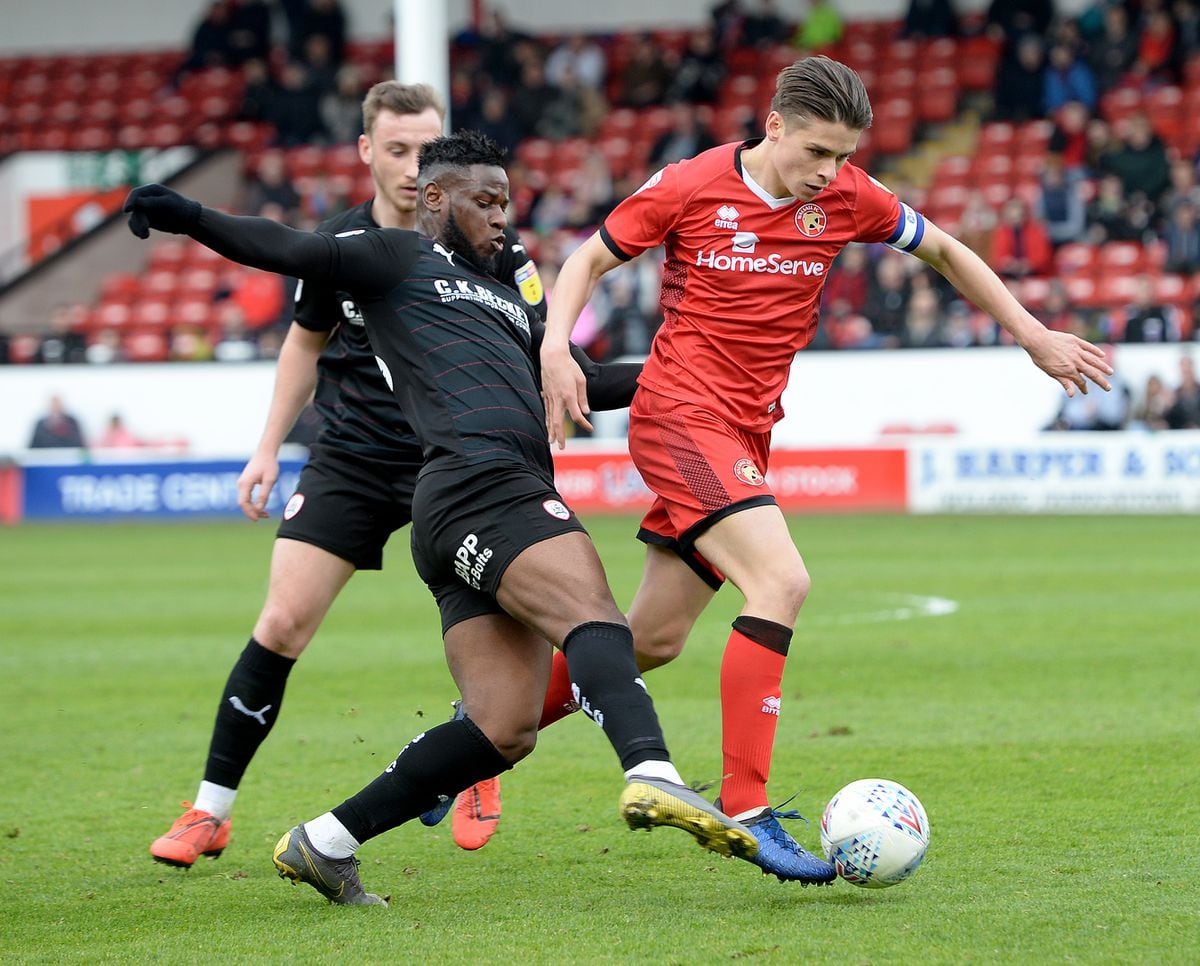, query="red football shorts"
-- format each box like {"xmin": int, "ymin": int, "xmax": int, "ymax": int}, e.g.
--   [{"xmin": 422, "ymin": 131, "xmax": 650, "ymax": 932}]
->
[{"xmin": 628, "ymin": 386, "xmax": 777, "ymax": 556}]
